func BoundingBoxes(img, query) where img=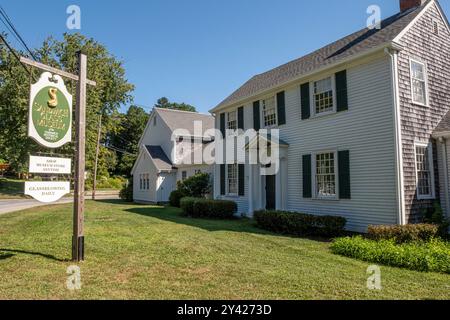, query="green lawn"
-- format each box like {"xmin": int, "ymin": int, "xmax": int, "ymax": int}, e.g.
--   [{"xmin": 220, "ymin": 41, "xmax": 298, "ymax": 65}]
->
[{"xmin": 0, "ymin": 201, "xmax": 449, "ymax": 300}]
